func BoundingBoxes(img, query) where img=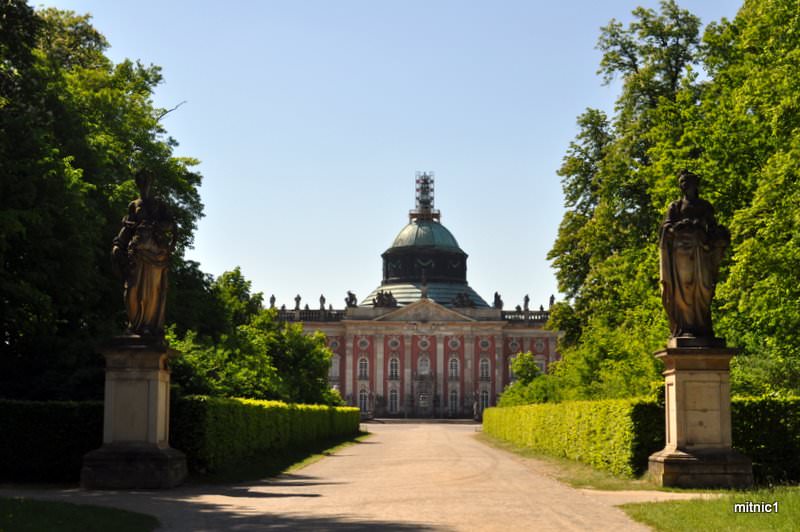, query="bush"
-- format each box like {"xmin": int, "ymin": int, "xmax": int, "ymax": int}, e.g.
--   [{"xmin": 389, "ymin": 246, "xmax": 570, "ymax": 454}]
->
[
  {"xmin": 0, "ymin": 400, "xmax": 103, "ymax": 481},
  {"xmin": 170, "ymin": 395, "xmax": 360, "ymax": 474},
  {"xmin": 485, "ymin": 396, "xmax": 800, "ymax": 482},
  {"xmin": 731, "ymin": 396, "xmax": 800, "ymax": 483},
  {"xmin": 483, "ymin": 399, "xmax": 662, "ymax": 476},
  {"xmin": 0, "ymin": 396, "xmax": 359, "ymax": 481}
]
